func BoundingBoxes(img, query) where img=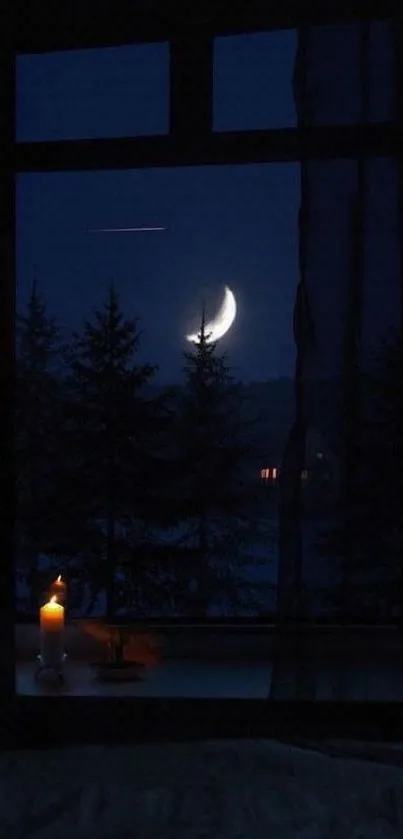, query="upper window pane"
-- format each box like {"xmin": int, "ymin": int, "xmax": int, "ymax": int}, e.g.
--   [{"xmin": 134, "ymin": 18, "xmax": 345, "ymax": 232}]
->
[
  {"xmin": 17, "ymin": 43, "xmax": 170, "ymax": 142},
  {"xmin": 213, "ymin": 31, "xmax": 297, "ymax": 131},
  {"xmin": 368, "ymin": 20, "xmax": 396, "ymax": 122},
  {"xmin": 302, "ymin": 21, "xmax": 396, "ymax": 126},
  {"xmin": 213, "ymin": 23, "xmax": 396, "ymax": 133}
]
